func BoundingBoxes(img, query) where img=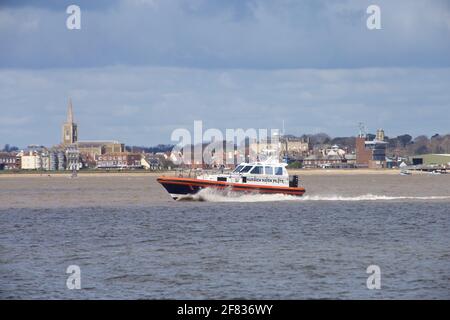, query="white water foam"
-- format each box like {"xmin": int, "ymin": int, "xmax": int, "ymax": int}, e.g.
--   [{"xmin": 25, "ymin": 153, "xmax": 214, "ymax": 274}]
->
[
  {"xmin": 177, "ymin": 188, "xmax": 300, "ymax": 202},
  {"xmin": 177, "ymin": 188, "xmax": 450, "ymax": 203},
  {"xmin": 301, "ymin": 195, "xmax": 450, "ymax": 201}
]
